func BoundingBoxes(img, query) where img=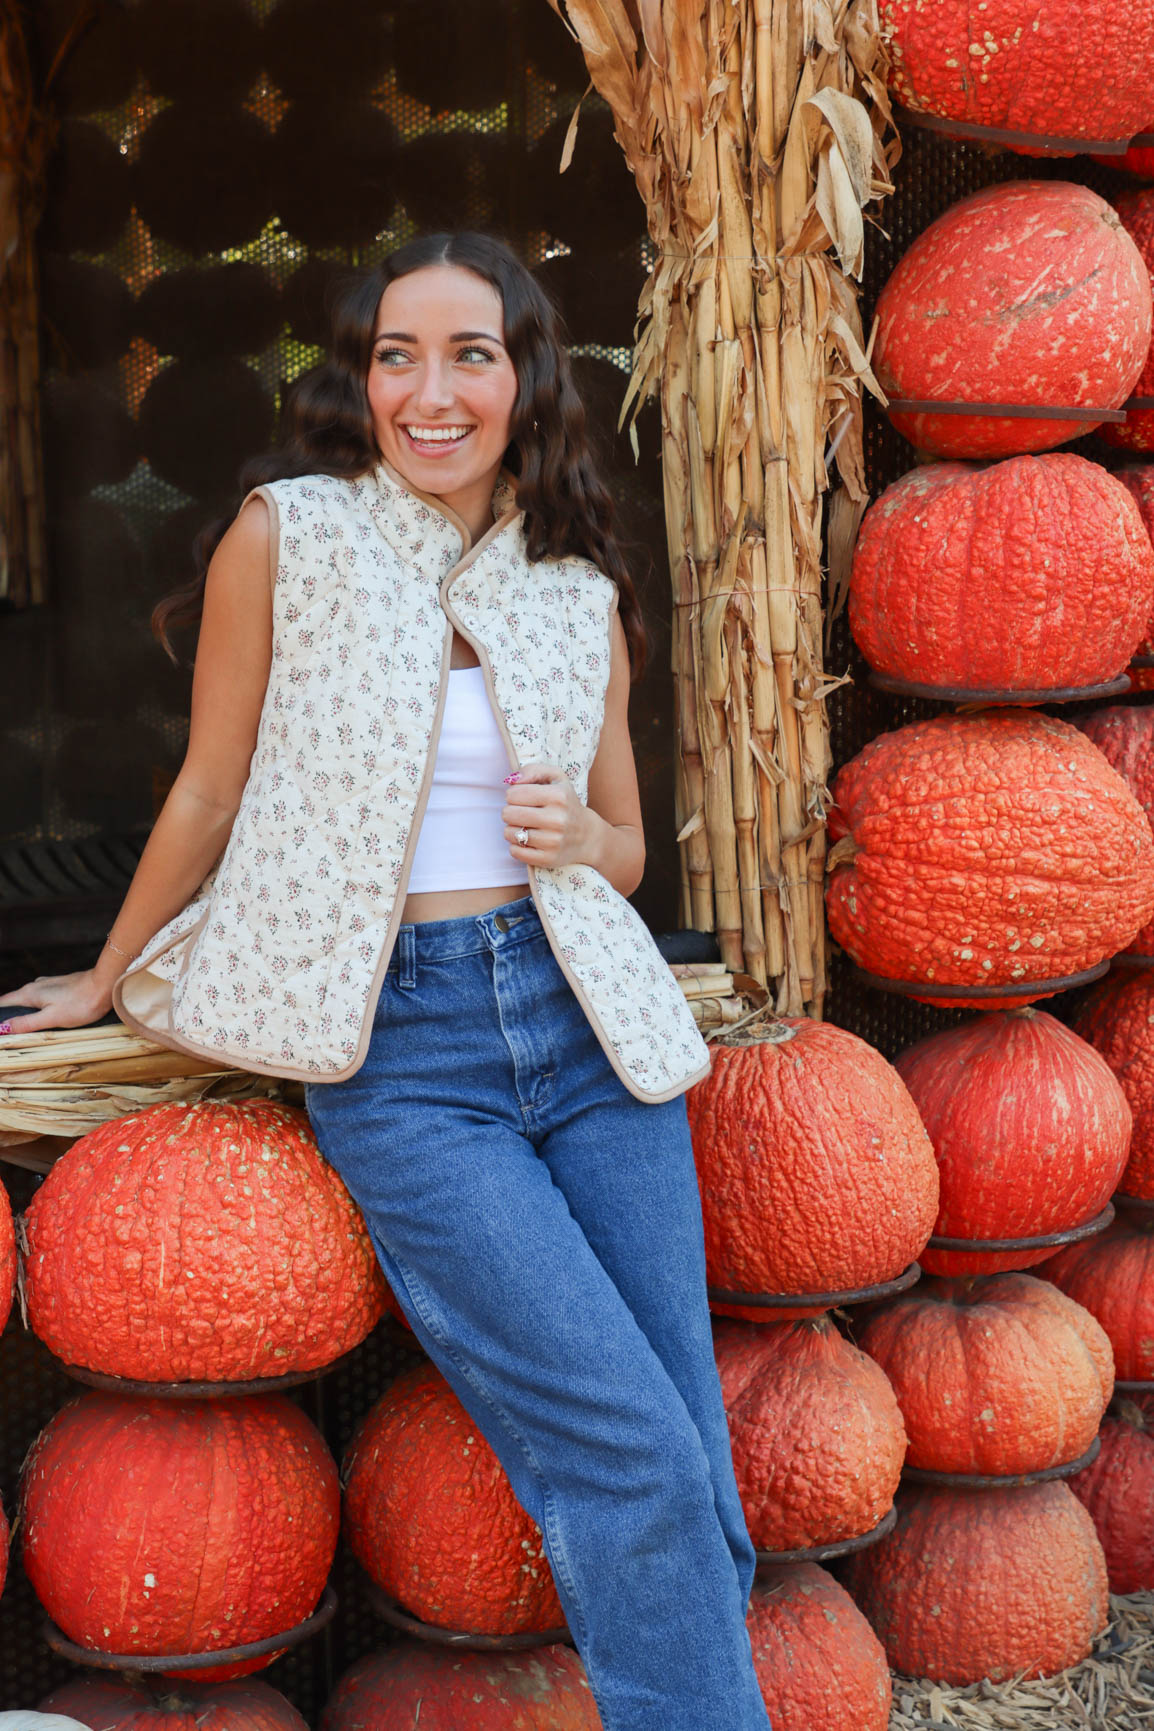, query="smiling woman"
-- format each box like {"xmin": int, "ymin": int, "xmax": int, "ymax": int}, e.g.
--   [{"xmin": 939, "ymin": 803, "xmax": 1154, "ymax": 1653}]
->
[{"xmin": 0, "ymin": 234, "xmax": 770, "ymax": 1731}]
